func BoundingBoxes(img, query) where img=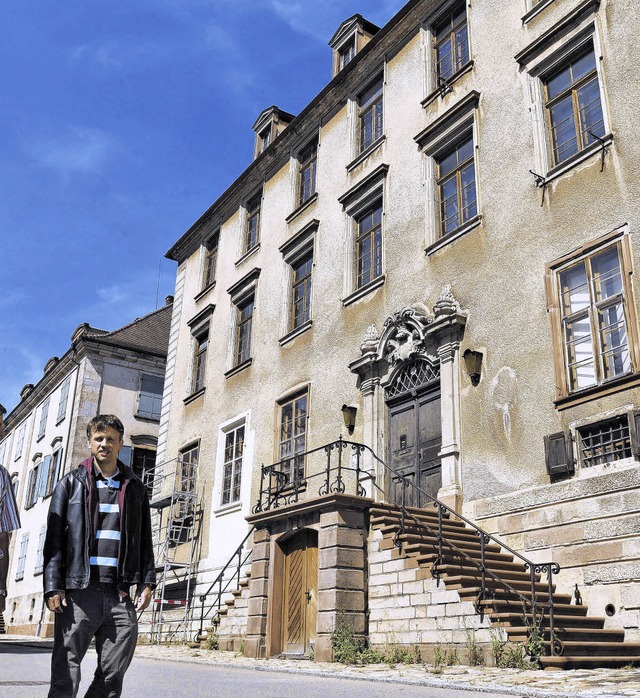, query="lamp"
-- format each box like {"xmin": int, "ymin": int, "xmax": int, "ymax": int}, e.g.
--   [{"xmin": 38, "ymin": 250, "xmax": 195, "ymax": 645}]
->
[
  {"xmin": 463, "ymin": 349, "xmax": 483, "ymax": 386},
  {"xmin": 341, "ymin": 404, "xmax": 358, "ymax": 435}
]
